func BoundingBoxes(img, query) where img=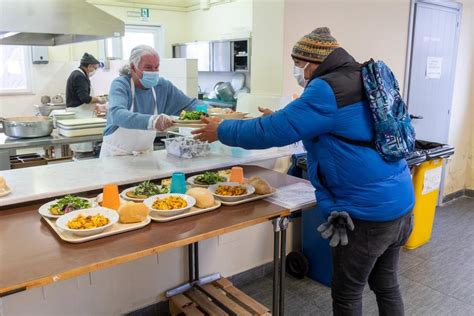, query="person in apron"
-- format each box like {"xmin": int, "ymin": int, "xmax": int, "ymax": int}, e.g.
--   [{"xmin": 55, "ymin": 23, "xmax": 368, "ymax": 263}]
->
[
  {"xmin": 100, "ymin": 45, "xmax": 198, "ymax": 158},
  {"xmin": 100, "ymin": 78, "xmax": 163, "ymax": 157},
  {"xmin": 65, "ymin": 53, "xmax": 107, "ymax": 154}
]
